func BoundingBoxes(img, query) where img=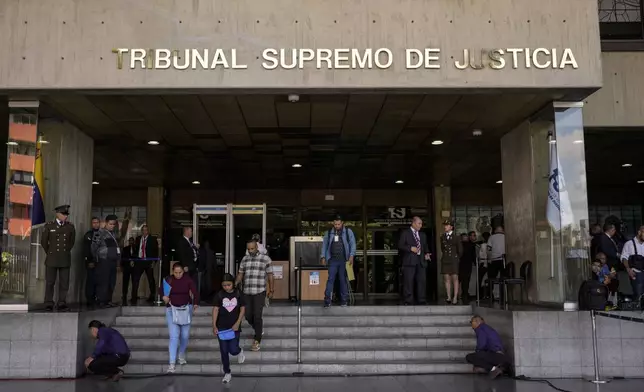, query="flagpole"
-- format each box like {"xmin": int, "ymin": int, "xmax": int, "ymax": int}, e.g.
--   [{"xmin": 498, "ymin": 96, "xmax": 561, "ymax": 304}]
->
[{"xmin": 550, "ymin": 227, "xmax": 555, "ymax": 279}]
